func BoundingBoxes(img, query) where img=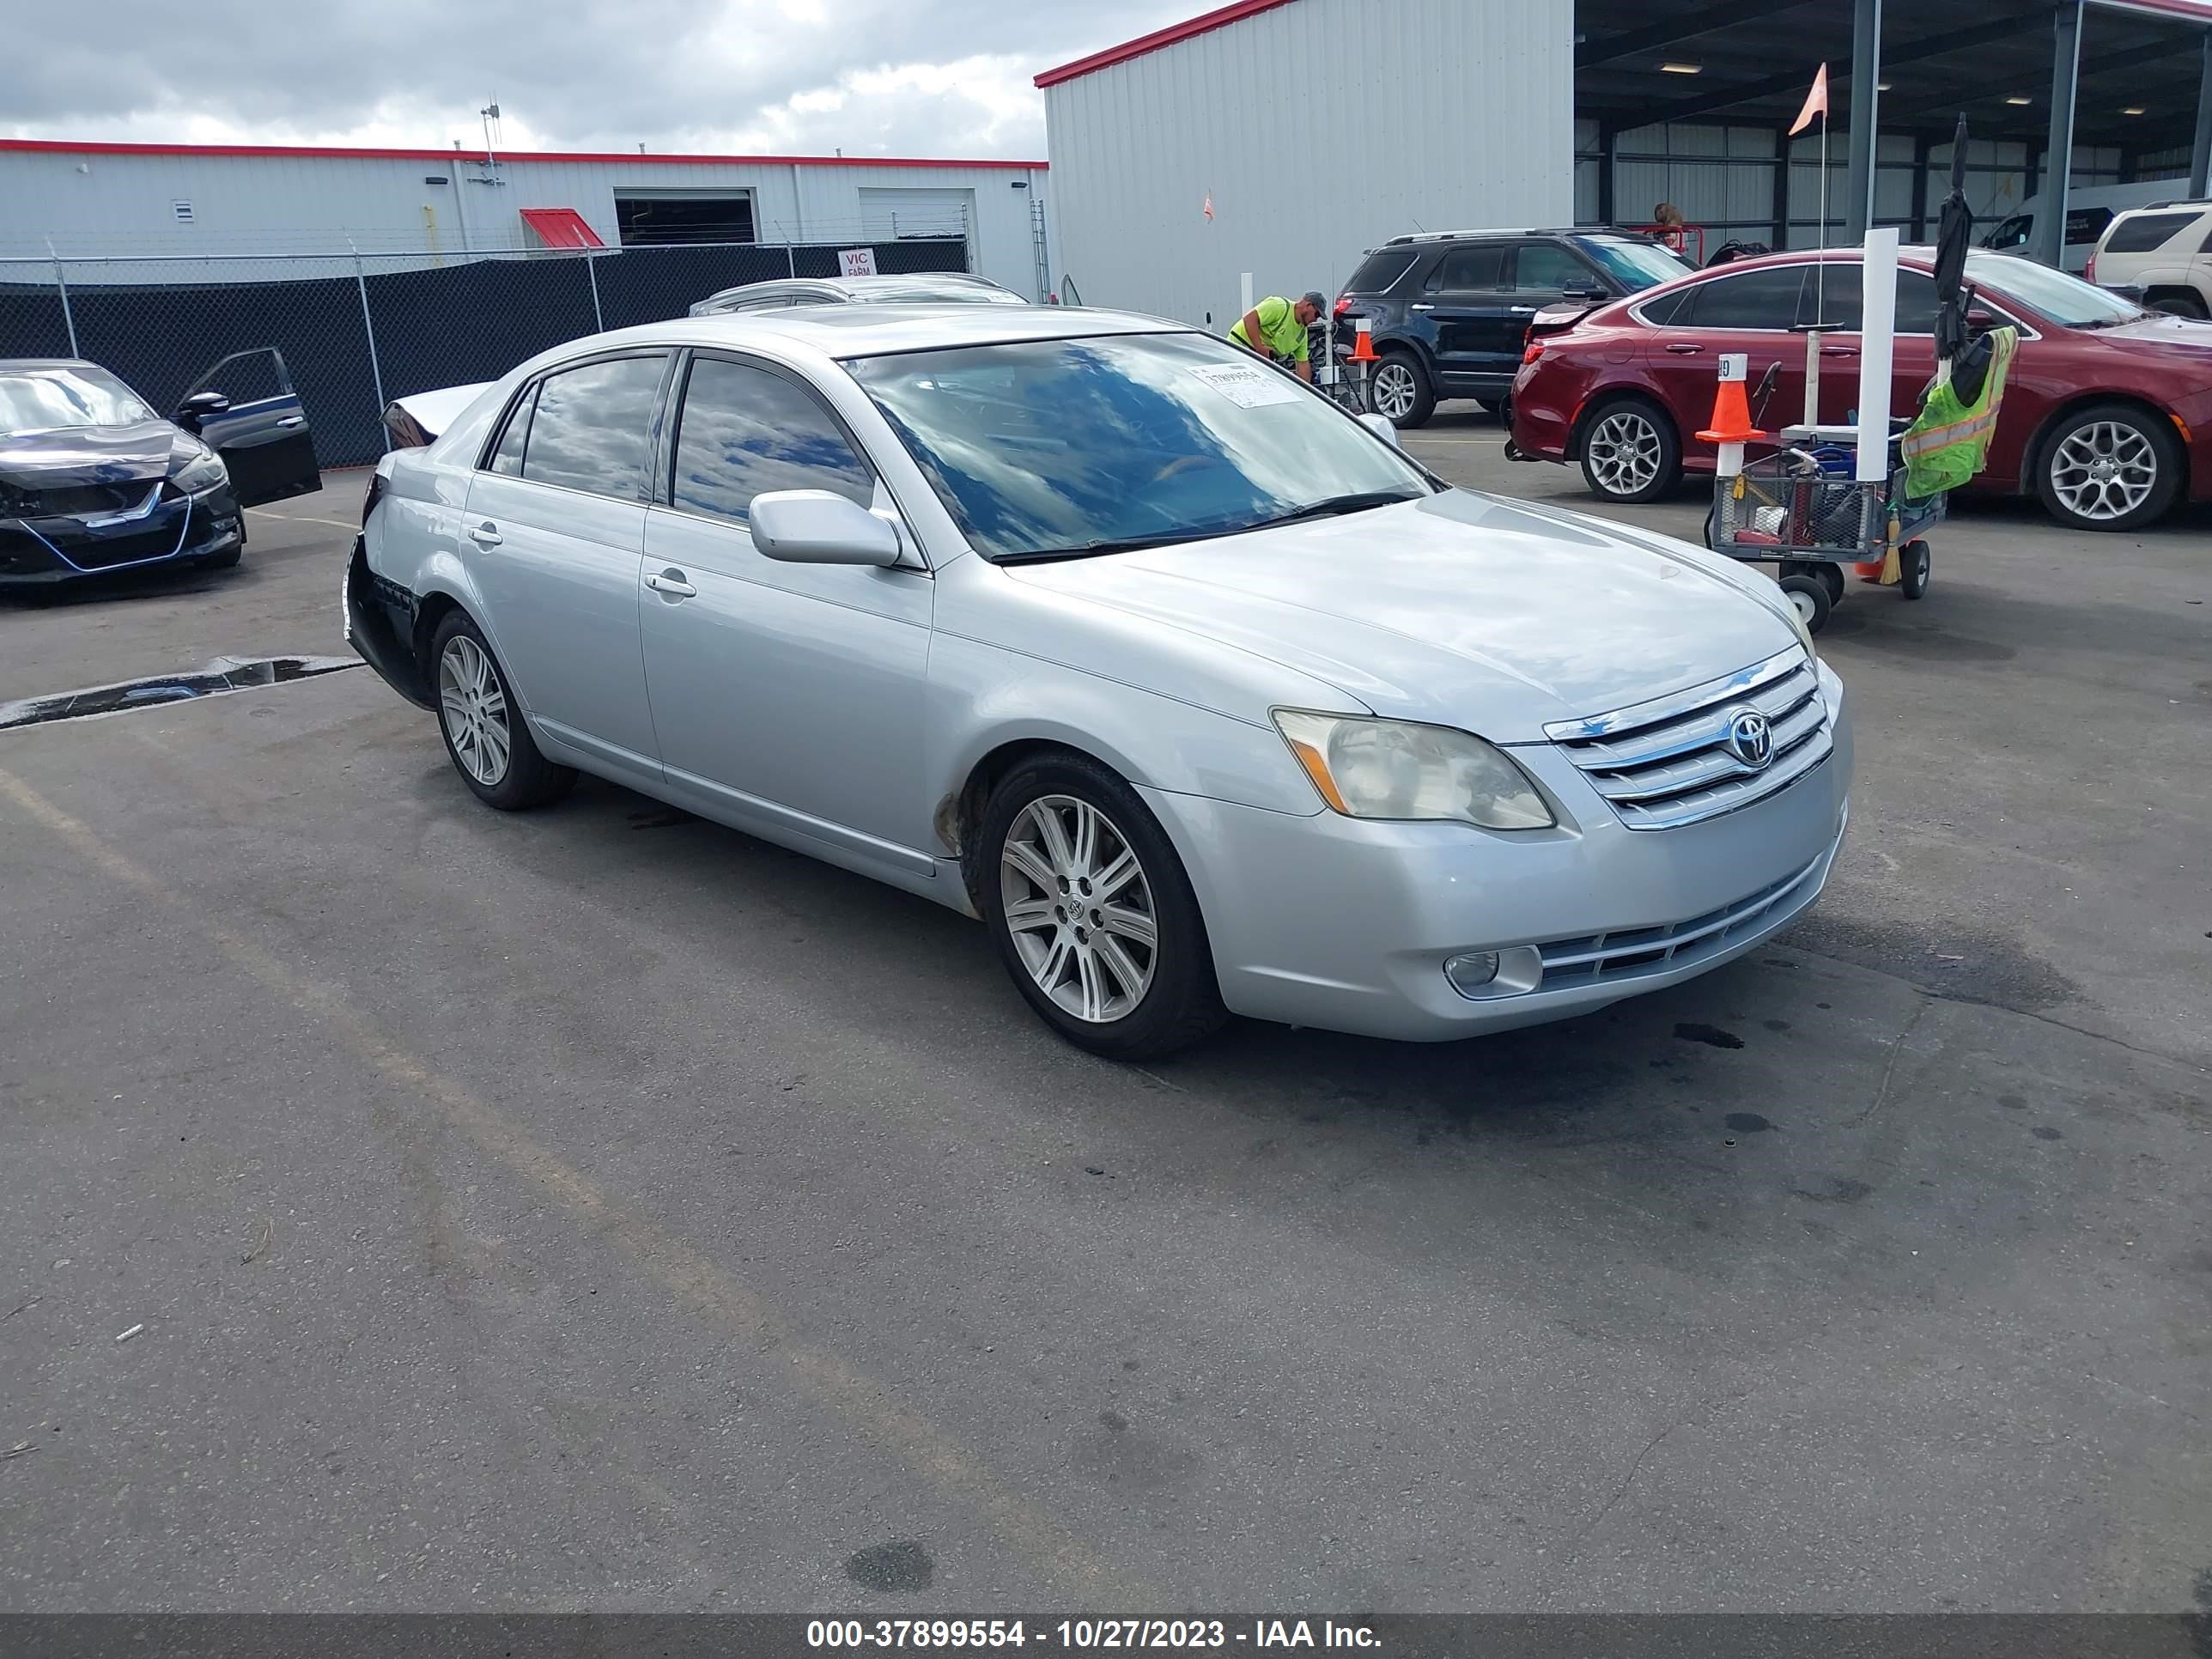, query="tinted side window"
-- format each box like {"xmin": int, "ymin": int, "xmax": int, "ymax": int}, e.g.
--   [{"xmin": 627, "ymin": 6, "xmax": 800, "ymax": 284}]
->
[
  {"xmin": 2105, "ymin": 210, "xmax": 2203, "ymax": 252},
  {"xmin": 1511, "ymin": 244, "xmax": 1590, "ymax": 294},
  {"xmin": 1425, "ymin": 246, "xmax": 1504, "ymax": 292},
  {"xmin": 485, "ymin": 383, "xmax": 536, "ymax": 476},
  {"xmin": 1893, "ymin": 270, "xmax": 1941, "ymax": 333},
  {"xmin": 1692, "ymin": 266, "xmax": 1809, "ymax": 329},
  {"xmin": 520, "ymin": 355, "xmax": 667, "ymax": 500},
  {"xmin": 1793, "ymin": 268, "xmax": 1939, "ymax": 332},
  {"xmin": 671, "ymin": 356, "xmax": 875, "ymax": 523},
  {"xmin": 1638, "ymin": 286, "xmax": 1696, "ymax": 325},
  {"xmin": 1347, "ymin": 249, "xmax": 1419, "ymax": 293}
]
